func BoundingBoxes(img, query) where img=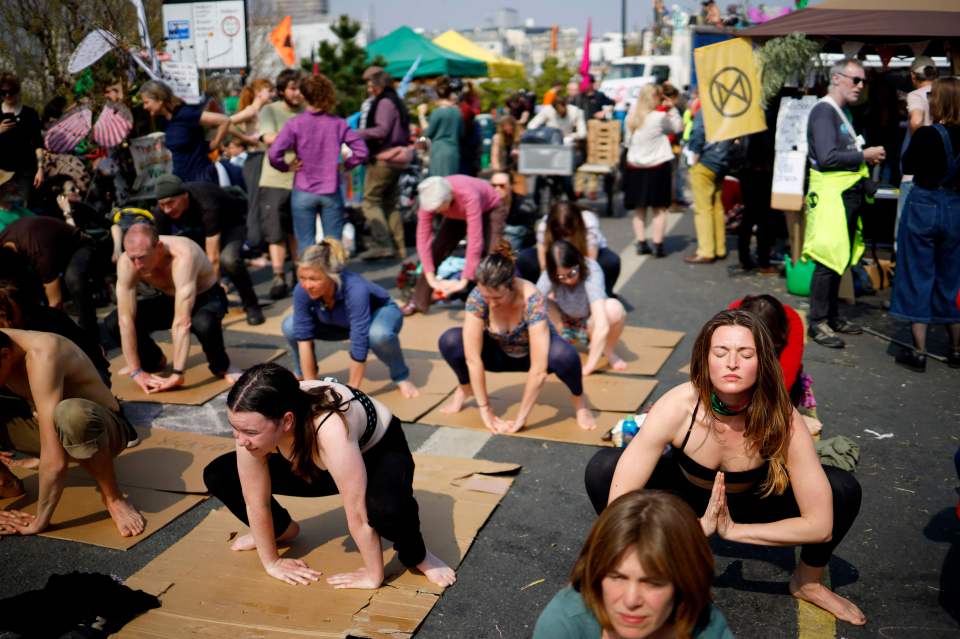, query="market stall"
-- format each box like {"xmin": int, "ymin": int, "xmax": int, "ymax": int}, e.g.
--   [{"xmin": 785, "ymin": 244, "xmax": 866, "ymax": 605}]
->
[
  {"xmin": 367, "ymin": 26, "xmax": 488, "ymax": 79},
  {"xmin": 432, "ymin": 31, "xmax": 525, "ymax": 80}
]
